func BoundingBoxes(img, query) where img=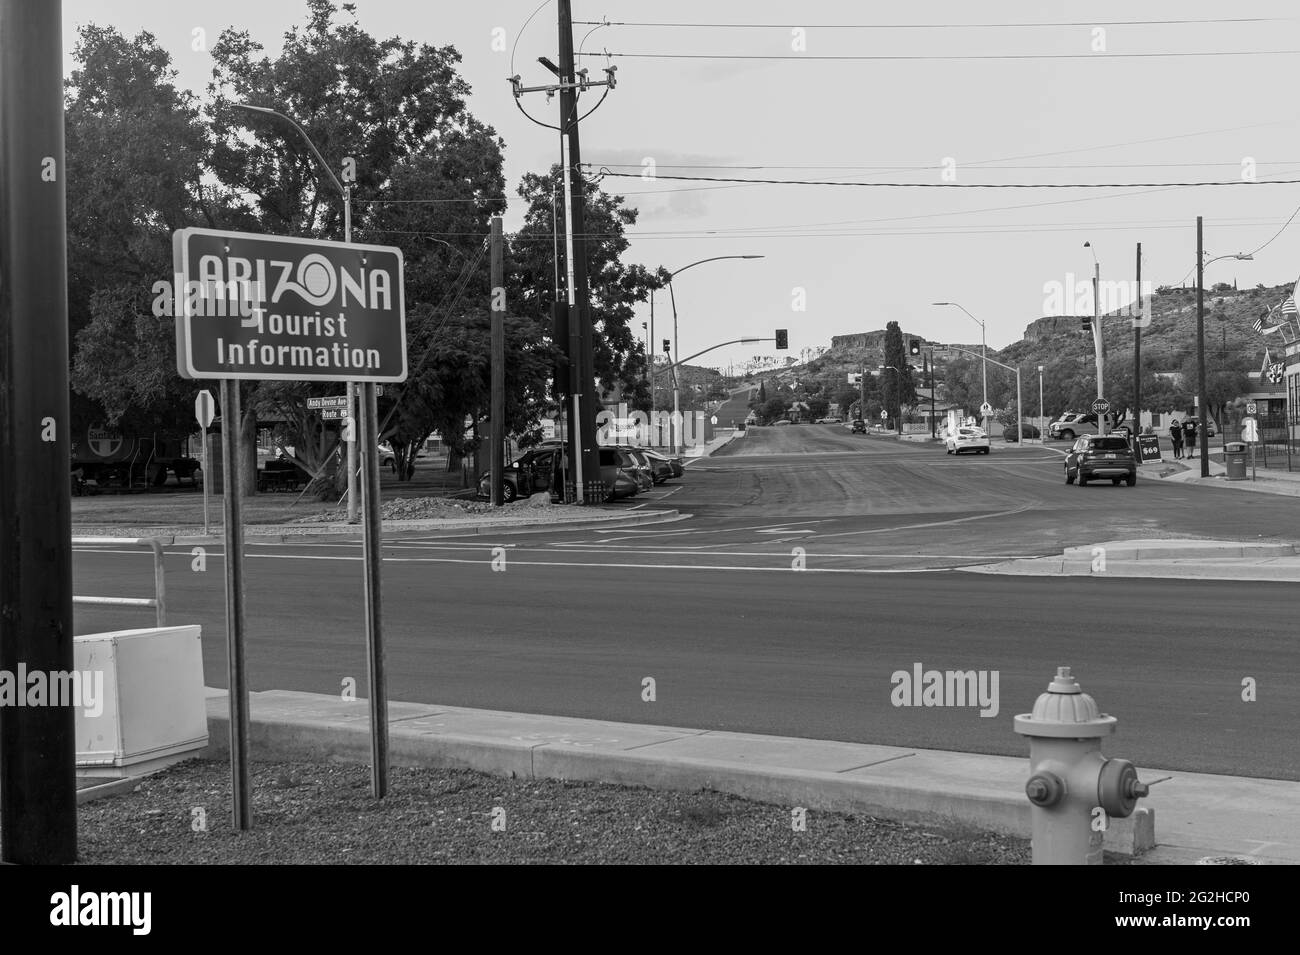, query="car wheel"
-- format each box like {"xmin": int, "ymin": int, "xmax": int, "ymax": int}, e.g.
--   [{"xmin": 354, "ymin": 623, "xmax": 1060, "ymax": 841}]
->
[
  {"xmin": 1060, "ymin": 430, "xmax": 1075, "ymax": 441},
  {"xmin": 981, "ymin": 448, "xmax": 990, "ymax": 455},
  {"xmin": 1112, "ymin": 478, "xmax": 1121, "ymax": 485},
  {"xmin": 1126, "ymin": 474, "xmax": 1137, "ymax": 487},
  {"xmin": 501, "ymin": 482, "xmax": 517, "ymax": 503}
]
